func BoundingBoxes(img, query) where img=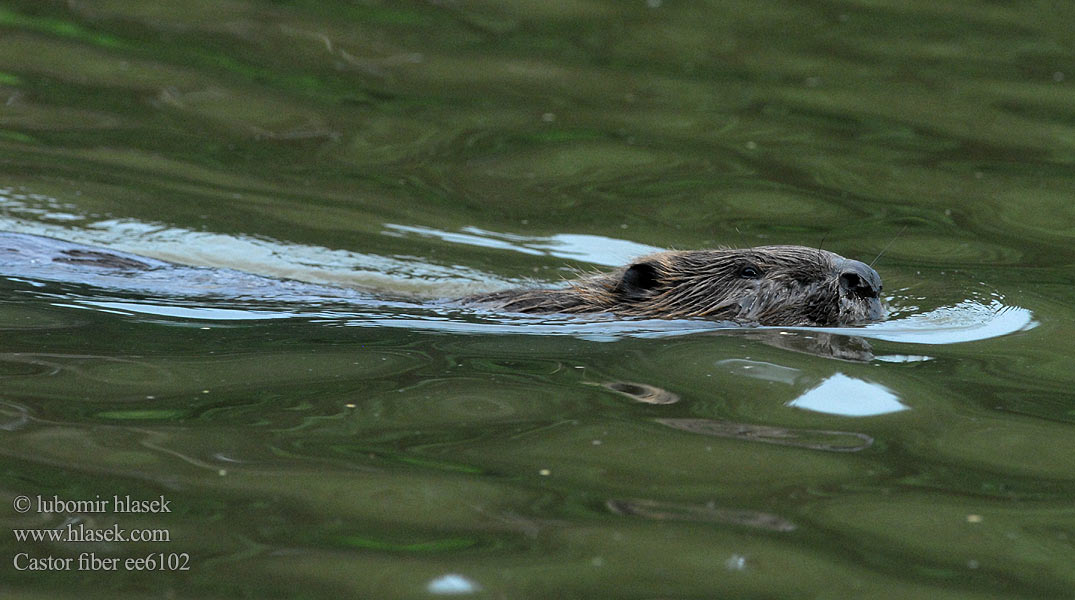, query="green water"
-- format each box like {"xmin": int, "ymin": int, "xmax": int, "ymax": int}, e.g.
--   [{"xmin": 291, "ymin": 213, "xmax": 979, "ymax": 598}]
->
[{"xmin": 1, "ymin": 1, "xmax": 1074, "ymax": 598}]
